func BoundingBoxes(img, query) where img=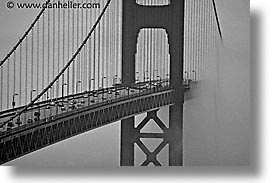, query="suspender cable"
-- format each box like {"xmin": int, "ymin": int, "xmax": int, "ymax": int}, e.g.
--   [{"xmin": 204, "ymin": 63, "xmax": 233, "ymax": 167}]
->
[
  {"xmin": 13, "ymin": 51, "xmax": 16, "ymax": 98},
  {"xmin": 31, "ymin": 30, "xmax": 34, "ymax": 95},
  {"xmin": 194, "ymin": 1, "xmax": 197, "ymax": 79},
  {"xmin": 25, "ymin": 36, "xmax": 28, "ymax": 104},
  {"xmin": 191, "ymin": 0, "xmax": 194, "ymax": 78},
  {"xmin": 88, "ymin": 1, "xmax": 92, "ymax": 91},
  {"xmin": 102, "ymin": 3, "xmax": 105, "ymax": 88},
  {"xmin": 0, "ymin": 66, "xmax": 2, "ymax": 110},
  {"xmin": 77, "ymin": 0, "xmax": 80, "ymax": 93},
  {"xmin": 116, "ymin": 0, "xmax": 120, "ymax": 77},
  {"xmin": 62, "ymin": 1, "xmax": 65, "ymax": 96},
  {"xmin": 111, "ymin": 1, "xmax": 116, "ymax": 83},
  {"xmin": 53, "ymin": 7, "xmax": 56, "ymax": 99},
  {"xmin": 207, "ymin": 0, "xmax": 211, "ymax": 76},
  {"xmin": 67, "ymin": 4, "xmax": 70, "ymax": 96},
  {"xmin": 106, "ymin": 2, "xmax": 109, "ymax": 87},
  {"xmin": 72, "ymin": 7, "xmax": 75, "ymax": 94},
  {"xmin": 151, "ymin": 23, "xmax": 154, "ymax": 80},
  {"xmin": 85, "ymin": 0, "xmax": 89, "ymax": 90},
  {"xmin": 81, "ymin": 0, "xmax": 84, "ymax": 92},
  {"xmin": 2, "ymin": 0, "xmax": 112, "ymax": 127},
  {"xmin": 98, "ymin": 13, "xmax": 101, "ymax": 90},
  {"xmin": 198, "ymin": 0, "xmax": 202, "ymax": 81},
  {"xmin": 37, "ymin": 19, "xmax": 40, "ymax": 95},
  {"xmin": 106, "ymin": 0, "xmax": 109, "ymax": 88},
  {"xmin": 47, "ymin": 10, "xmax": 50, "ymax": 96},
  {"xmin": 7, "ymin": 59, "xmax": 10, "ymax": 109},
  {"xmin": 42, "ymin": 13, "xmax": 45, "ymax": 100},
  {"xmin": 57, "ymin": 7, "xmax": 60, "ymax": 97},
  {"xmin": 93, "ymin": 10, "xmax": 96, "ymax": 91},
  {"xmin": 202, "ymin": 0, "xmax": 206, "ymax": 79},
  {"xmin": 187, "ymin": 1, "xmax": 192, "ymax": 79},
  {"xmin": 144, "ymin": 29, "xmax": 147, "ymax": 82},
  {"xmin": 160, "ymin": 29, "xmax": 163, "ymax": 80},
  {"xmin": 19, "ymin": 42, "xmax": 22, "ymax": 106}
]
